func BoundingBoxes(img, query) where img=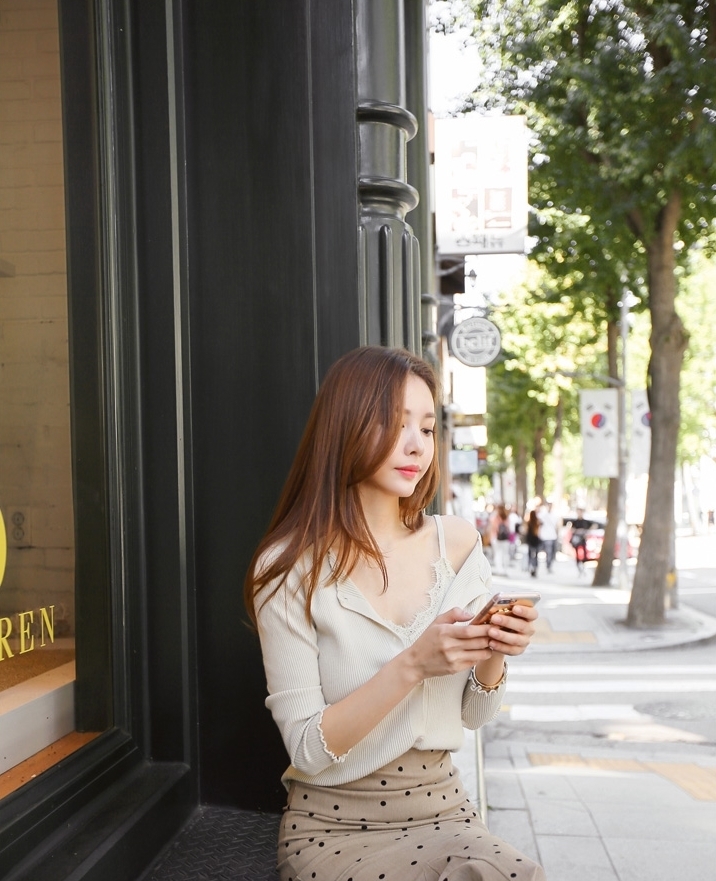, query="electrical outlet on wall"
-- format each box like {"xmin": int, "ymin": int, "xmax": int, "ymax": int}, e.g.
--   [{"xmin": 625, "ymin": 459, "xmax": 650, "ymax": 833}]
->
[{"xmin": 8, "ymin": 510, "xmax": 31, "ymax": 547}]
